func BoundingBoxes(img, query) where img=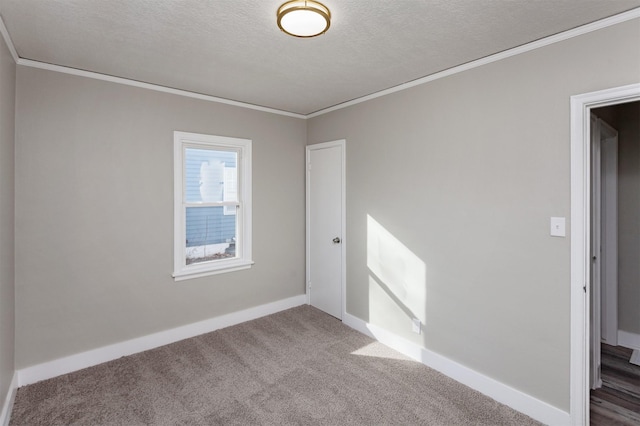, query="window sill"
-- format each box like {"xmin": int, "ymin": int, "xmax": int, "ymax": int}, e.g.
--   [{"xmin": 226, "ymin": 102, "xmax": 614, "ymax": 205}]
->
[{"xmin": 172, "ymin": 259, "xmax": 254, "ymax": 281}]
